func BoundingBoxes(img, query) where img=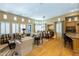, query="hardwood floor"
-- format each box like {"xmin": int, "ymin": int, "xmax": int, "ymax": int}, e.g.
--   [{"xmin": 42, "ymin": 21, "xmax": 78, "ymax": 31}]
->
[{"xmin": 26, "ymin": 38, "xmax": 79, "ymax": 56}]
